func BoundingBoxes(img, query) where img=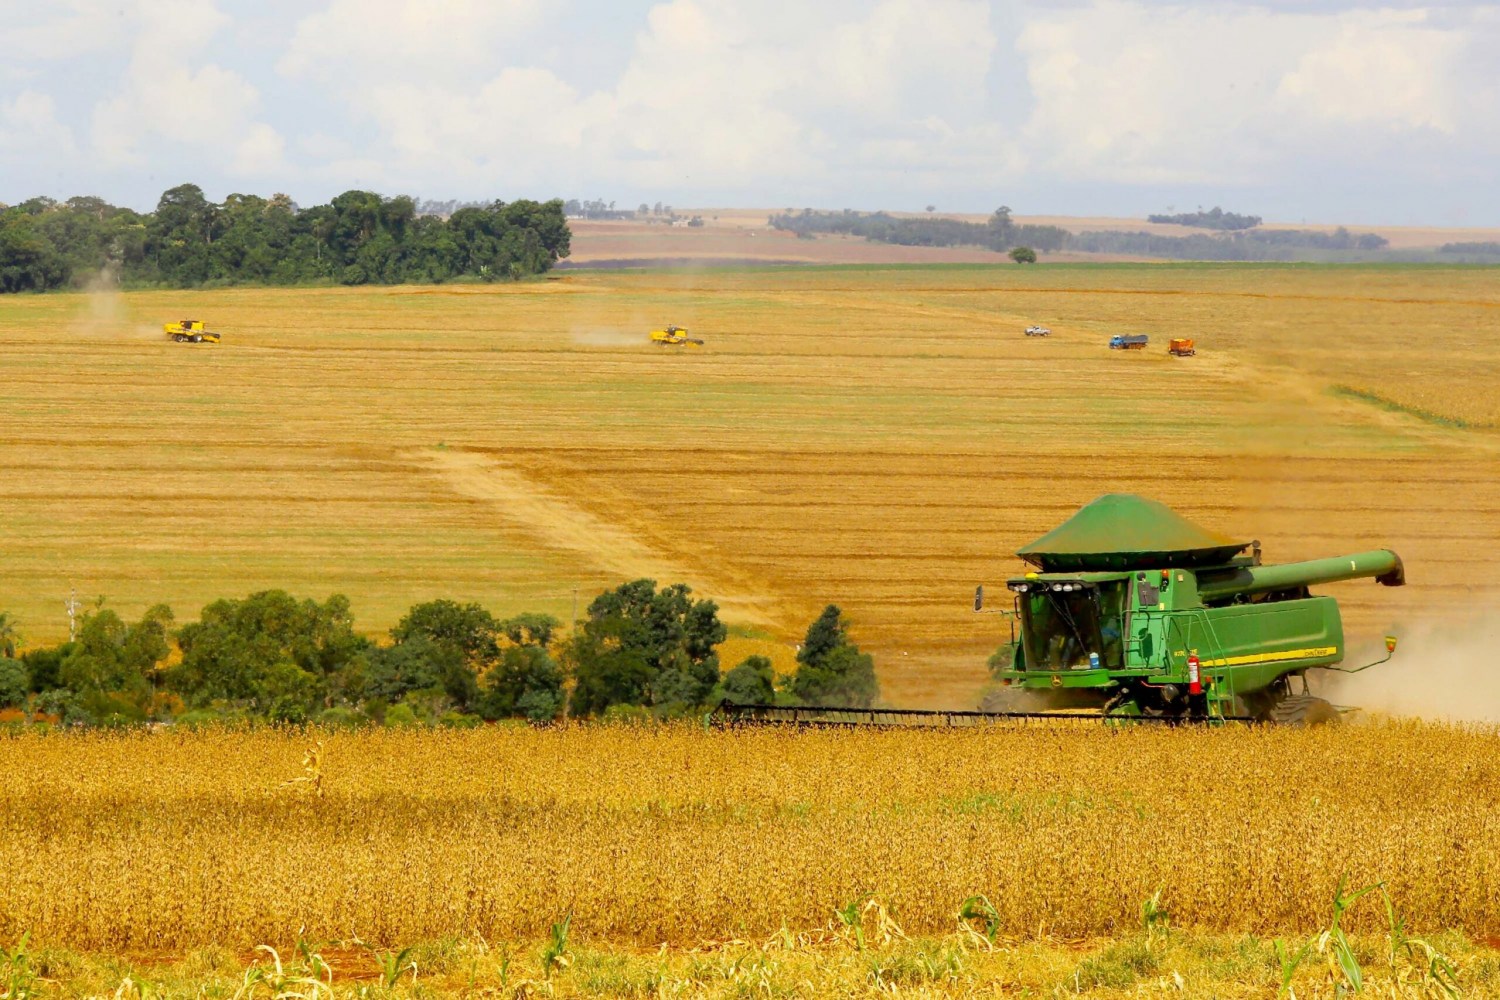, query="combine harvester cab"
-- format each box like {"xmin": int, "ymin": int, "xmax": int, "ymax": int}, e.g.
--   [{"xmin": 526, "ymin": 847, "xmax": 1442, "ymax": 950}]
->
[{"xmin": 989, "ymin": 494, "xmax": 1403, "ymax": 724}]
